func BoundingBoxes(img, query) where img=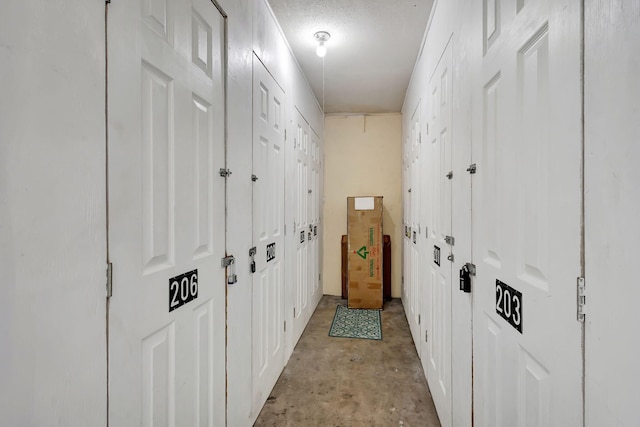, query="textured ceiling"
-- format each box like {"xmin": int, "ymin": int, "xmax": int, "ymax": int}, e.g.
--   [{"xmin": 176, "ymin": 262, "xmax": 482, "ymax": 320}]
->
[{"xmin": 267, "ymin": 0, "xmax": 434, "ymax": 114}]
